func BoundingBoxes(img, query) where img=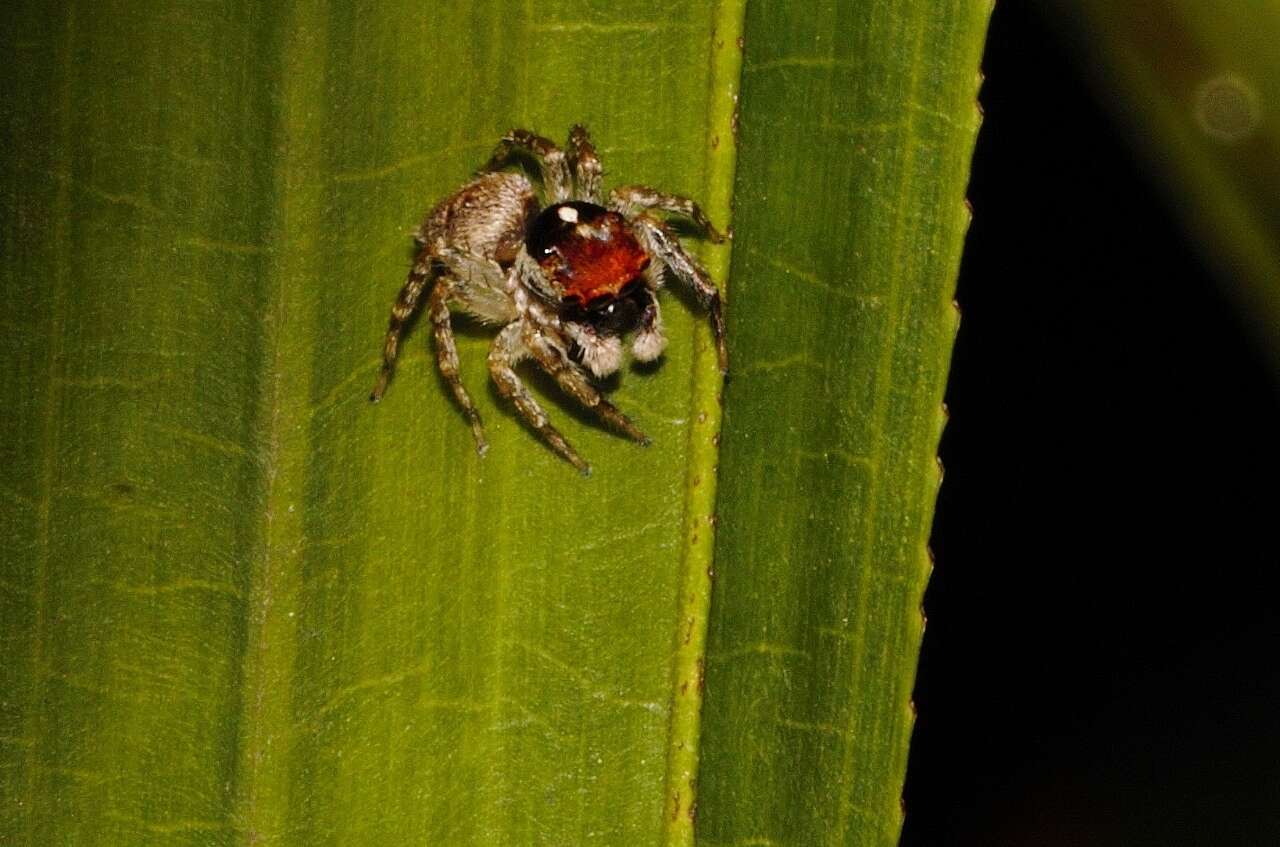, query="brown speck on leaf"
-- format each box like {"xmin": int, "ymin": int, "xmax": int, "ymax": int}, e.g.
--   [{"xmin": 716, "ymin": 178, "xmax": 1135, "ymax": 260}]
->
[
  {"xmin": 680, "ymin": 681, "xmax": 688, "ymax": 695},
  {"xmin": 711, "ymin": 433, "xmax": 719, "ymax": 447},
  {"xmin": 736, "ymin": 35, "xmax": 745, "ymax": 50},
  {"xmin": 706, "ymin": 513, "xmax": 717, "ymax": 526},
  {"xmin": 696, "ymin": 657, "xmax": 706, "ymax": 693},
  {"xmin": 672, "ymin": 793, "xmax": 681, "ymax": 821},
  {"xmin": 711, "ymin": 134, "xmax": 720, "ymax": 150},
  {"xmin": 688, "ymin": 800, "xmax": 698, "ymax": 823},
  {"xmin": 698, "ymin": 411, "xmax": 707, "ymax": 424},
  {"xmin": 691, "ymin": 532, "xmax": 699, "ymax": 545}
]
